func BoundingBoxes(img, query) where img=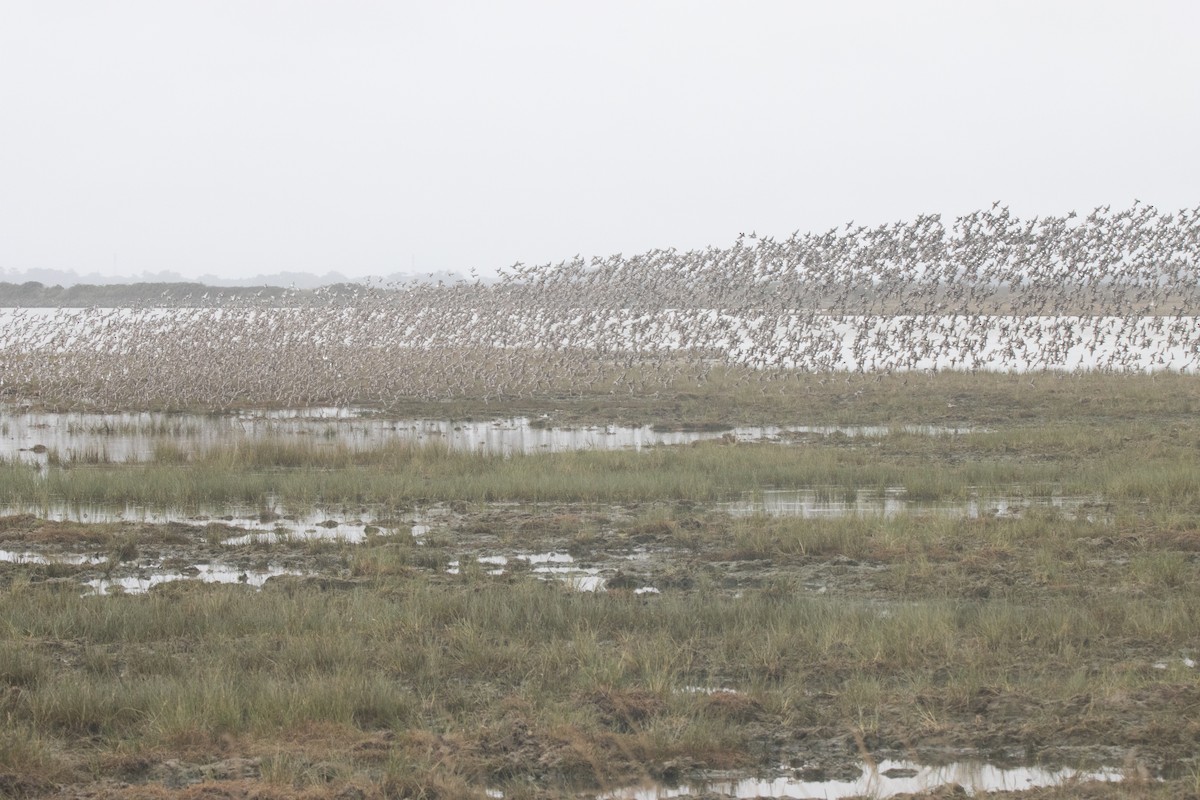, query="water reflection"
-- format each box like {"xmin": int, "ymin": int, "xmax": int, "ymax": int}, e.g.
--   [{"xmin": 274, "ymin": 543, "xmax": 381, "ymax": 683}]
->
[
  {"xmin": 0, "ymin": 548, "xmax": 104, "ymax": 566},
  {"xmin": 85, "ymin": 562, "xmax": 305, "ymax": 596},
  {"xmin": 447, "ymin": 551, "xmax": 607, "ymax": 591},
  {"xmin": 598, "ymin": 758, "xmax": 1123, "ymax": 799},
  {"xmin": 0, "ymin": 501, "xmax": 414, "ymax": 544},
  {"xmin": 727, "ymin": 488, "xmax": 1105, "ymax": 521},
  {"xmin": 0, "ymin": 408, "xmax": 979, "ymax": 467}
]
